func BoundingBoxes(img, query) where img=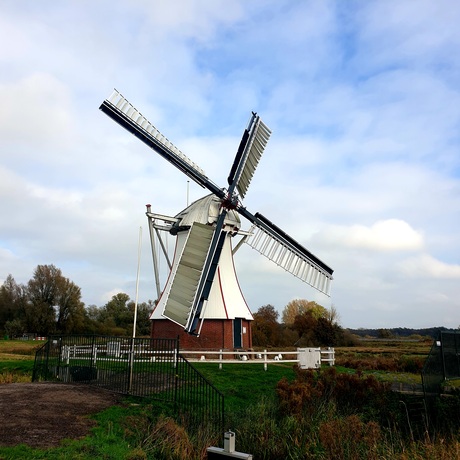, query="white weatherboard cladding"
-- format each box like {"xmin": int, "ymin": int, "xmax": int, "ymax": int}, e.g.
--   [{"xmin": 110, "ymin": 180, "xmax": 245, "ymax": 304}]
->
[
  {"xmin": 202, "ymin": 235, "xmax": 253, "ymax": 320},
  {"xmin": 150, "ymin": 227, "xmax": 252, "ymax": 322},
  {"xmin": 160, "ymin": 222, "xmax": 214, "ymax": 327}
]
